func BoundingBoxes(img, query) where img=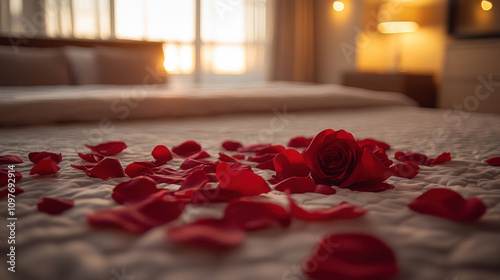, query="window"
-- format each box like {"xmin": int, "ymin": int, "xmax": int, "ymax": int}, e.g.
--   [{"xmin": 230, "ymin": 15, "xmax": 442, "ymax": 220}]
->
[{"xmin": 0, "ymin": 0, "xmax": 269, "ymax": 84}]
